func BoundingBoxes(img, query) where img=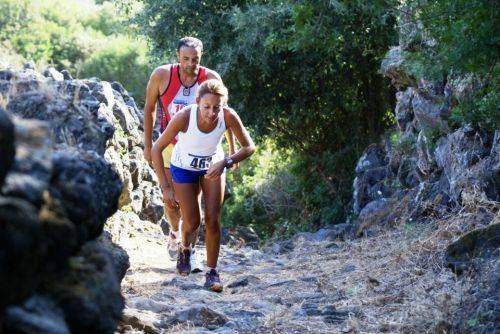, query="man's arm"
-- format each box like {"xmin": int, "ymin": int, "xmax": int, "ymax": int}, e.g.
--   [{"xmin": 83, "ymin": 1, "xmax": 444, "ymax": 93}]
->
[{"xmin": 143, "ymin": 67, "xmax": 169, "ymax": 165}]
